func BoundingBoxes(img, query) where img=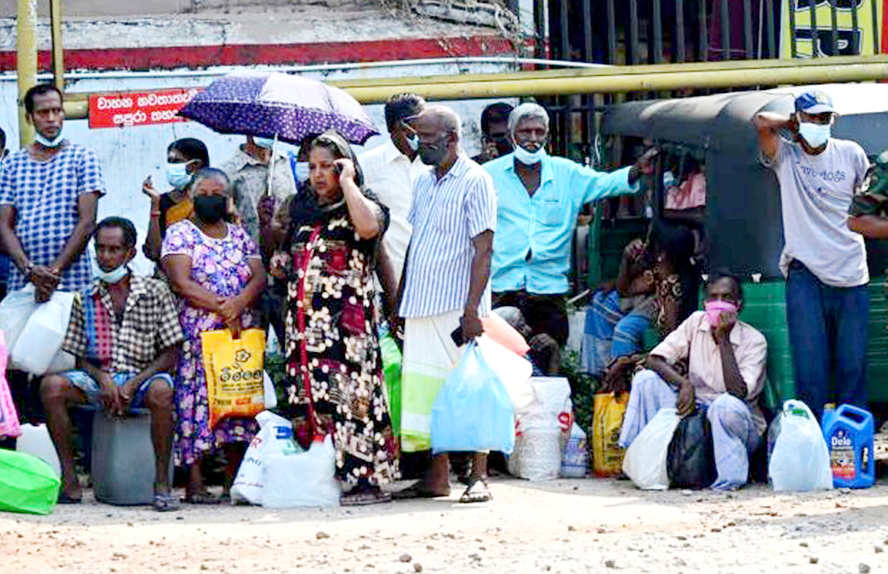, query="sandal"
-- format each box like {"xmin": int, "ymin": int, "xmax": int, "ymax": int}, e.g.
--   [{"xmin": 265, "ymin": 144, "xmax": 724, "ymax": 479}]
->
[
  {"xmin": 391, "ymin": 481, "xmax": 450, "ymax": 500},
  {"xmin": 459, "ymin": 480, "xmax": 492, "ymax": 504},
  {"xmin": 183, "ymin": 491, "xmax": 220, "ymax": 505},
  {"xmin": 341, "ymin": 486, "xmax": 392, "ymax": 506},
  {"xmin": 153, "ymin": 491, "xmax": 180, "ymax": 512}
]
